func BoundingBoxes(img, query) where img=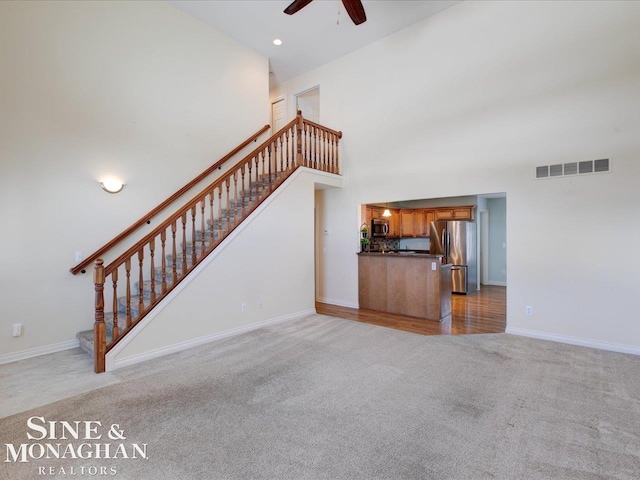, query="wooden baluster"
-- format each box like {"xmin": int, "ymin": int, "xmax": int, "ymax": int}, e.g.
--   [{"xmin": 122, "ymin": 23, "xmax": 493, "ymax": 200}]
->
[
  {"xmin": 93, "ymin": 259, "xmax": 106, "ymax": 373},
  {"xmin": 296, "ymin": 115, "xmax": 303, "ymax": 168},
  {"xmin": 323, "ymin": 129, "xmax": 328, "ymax": 171},
  {"xmin": 181, "ymin": 213, "xmax": 187, "ymax": 273},
  {"xmin": 217, "ymin": 186, "xmax": 223, "ymax": 239},
  {"xmin": 160, "ymin": 231, "xmax": 167, "ymax": 293},
  {"xmin": 171, "ymin": 221, "xmax": 178, "ymax": 282},
  {"xmin": 209, "ymin": 190, "xmax": 215, "ymax": 245},
  {"xmin": 260, "ymin": 150, "xmax": 266, "ymax": 191},
  {"xmin": 247, "ymin": 161, "xmax": 253, "ymax": 206},
  {"xmin": 329, "ymin": 133, "xmax": 336, "ymax": 173},
  {"xmin": 314, "ymin": 125, "xmax": 318, "ymax": 169},
  {"xmin": 225, "ymin": 178, "xmax": 231, "ymax": 231},
  {"xmin": 279, "ymin": 135, "xmax": 284, "ymax": 172},
  {"xmin": 326, "ymin": 132, "xmax": 332, "ymax": 172},
  {"xmin": 191, "ymin": 206, "xmax": 197, "ymax": 264},
  {"xmin": 336, "ymin": 135, "xmax": 340, "ymax": 173},
  {"xmin": 240, "ymin": 166, "xmax": 246, "ymax": 217},
  {"xmin": 285, "ymin": 129, "xmax": 290, "ymax": 171},
  {"xmin": 149, "ymin": 238, "xmax": 156, "ymax": 303},
  {"xmin": 200, "ymin": 199, "xmax": 206, "ymax": 255},
  {"xmin": 318, "ymin": 128, "xmax": 323, "ymax": 170},
  {"xmin": 305, "ymin": 124, "xmax": 310, "ymax": 168},
  {"xmin": 138, "ymin": 248, "xmax": 144, "ymax": 317},
  {"xmin": 125, "ymin": 258, "xmax": 132, "ymax": 328},
  {"xmin": 306, "ymin": 124, "xmax": 311, "ymax": 167},
  {"xmin": 267, "ymin": 144, "xmax": 272, "ymax": 191},
  {"xmin": 112, "ymin": 267, "xmax": 119, "ymax": 341},
  {"xmin": 253, "ymin": 155, "xmax": 264, "ymax": 201},
  {"xmin": 233, "ymin": 172, "xmax": 239, "ymax": 224}
]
